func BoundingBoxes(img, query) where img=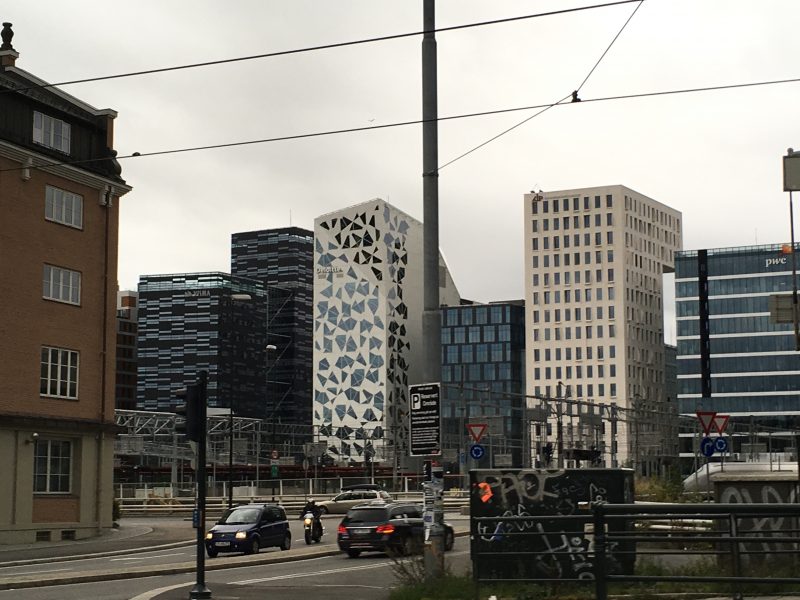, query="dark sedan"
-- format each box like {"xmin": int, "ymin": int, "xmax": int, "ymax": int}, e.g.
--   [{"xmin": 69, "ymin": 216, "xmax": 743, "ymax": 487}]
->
[{"xmin": 337, "ymin": 502, "xmax": 454, "ymax": 558}]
